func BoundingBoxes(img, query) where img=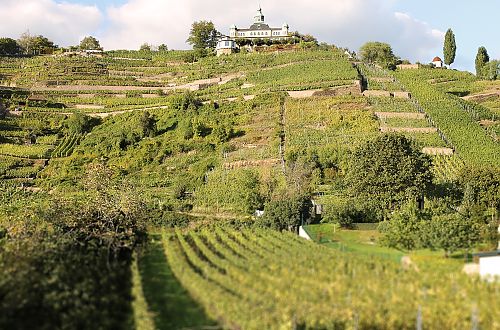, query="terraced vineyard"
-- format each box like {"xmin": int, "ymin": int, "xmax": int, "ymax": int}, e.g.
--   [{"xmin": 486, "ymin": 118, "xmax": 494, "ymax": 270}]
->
[
  {"xmin": 164, "ymin": 227, "xmax": 500, "ymax": 329},
  {"xmin": 395, "ymin": 70, "xmax": 500, "ymax": 168},
  {"xmin": 52, "ymin": 134, "xmax": 81, "ymax": 158},
  {"xmin": 1, "ymin": 47, "xmax": 499, "ymax": 330}
]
